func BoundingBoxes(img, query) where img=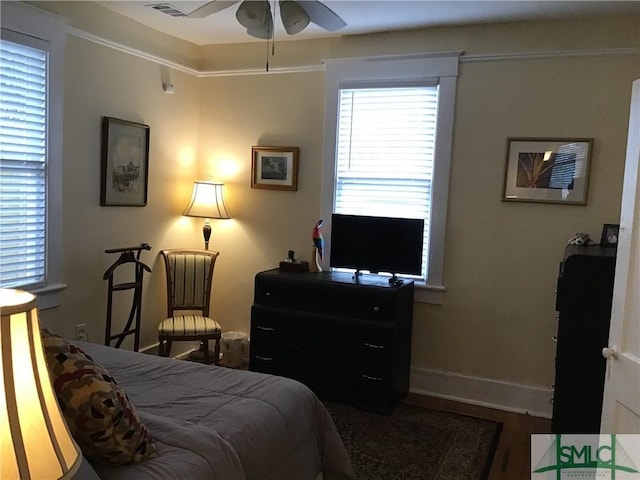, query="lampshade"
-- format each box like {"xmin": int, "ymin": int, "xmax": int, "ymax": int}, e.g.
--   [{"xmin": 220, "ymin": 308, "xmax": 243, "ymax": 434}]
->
[
  {"xmin": 280, "ymin": 1, "xmax": 310, "ymax": 35},
  {"xmin": 182, "ymin": 181, "xmax": 231, "ymax": 220},
  {"xmin": 0, "ymin": 289, "xmax": 81, "ymax": 480},
  {"xmin": 183, "ymin": 181, "xmax": 231, "ymax": 250}
]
